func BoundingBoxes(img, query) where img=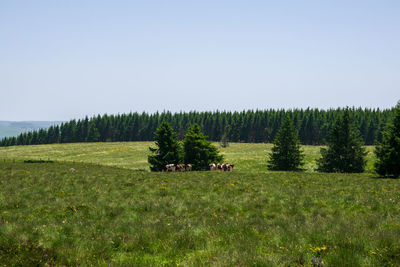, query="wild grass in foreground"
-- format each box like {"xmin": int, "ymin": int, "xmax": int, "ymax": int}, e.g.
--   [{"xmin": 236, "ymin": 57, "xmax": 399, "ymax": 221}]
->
[{"xmin": 1, "ymin": 161, "xmax": 399, "ymax": 266}]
